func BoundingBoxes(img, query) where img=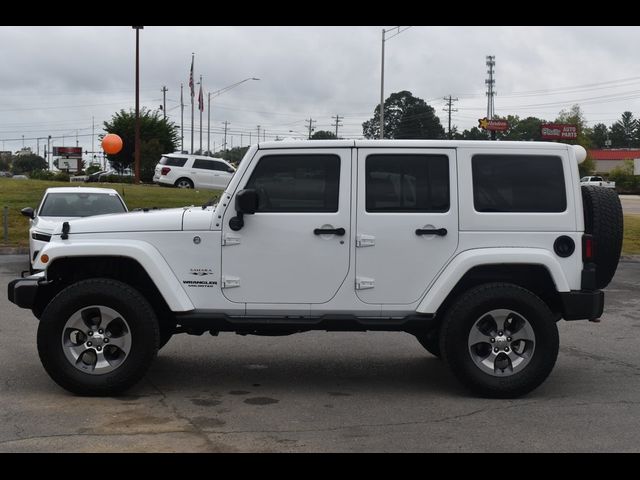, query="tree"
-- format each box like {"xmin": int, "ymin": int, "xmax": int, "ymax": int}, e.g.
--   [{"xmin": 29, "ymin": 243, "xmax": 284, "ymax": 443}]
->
[
  {"xmin": 217, "ymin": 146, "xmax": 250, "ymax": 166},
  {"xmin": 555, "ymin": 104, "xmax": 592, "ymax": 148},
  {"xmin": 140, "ymin": 139, "xmax": 165, "ymax": 182},
  {"xmin": 455, "ymin": 127, "xmax": 488, "ymax": 140},
  {"xmin": 500, "ymin": 116, "xmax": 545, "ymax": 141},
  {"xmin": 589, "ymin": 123, "xmax": 609, "ymax": 149},
  {"xmin": 609, "ymin": 111, "xmax": 638, "ymax": 148},
  {"xmin": 11, "ymin": 154, "xmax": 47, "ymax": 175},
  {"xmin": 0, "ymin": 152, "xmax": 10, "ymax": 171},
  {"xmin": 311, "ymin": 130, "xmax": 338, "ymax": 140},
  {"xmin": 362, "ymin": 91, "xmax": 445, "ymax": 140},
  {"xmin": 102, "ymin": 108, "xmax": 179, "ymax": 176}
]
